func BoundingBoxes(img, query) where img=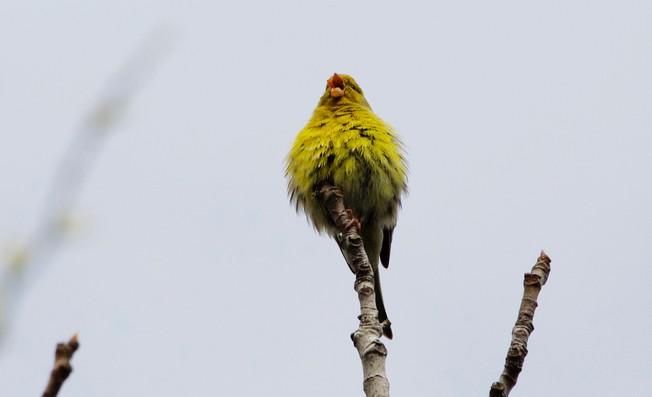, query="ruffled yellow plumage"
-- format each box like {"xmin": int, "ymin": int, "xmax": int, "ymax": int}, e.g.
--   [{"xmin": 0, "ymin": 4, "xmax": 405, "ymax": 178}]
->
[{"xmin": 286, "ymin": 73, "xmax": 407, "ymax": 338}]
